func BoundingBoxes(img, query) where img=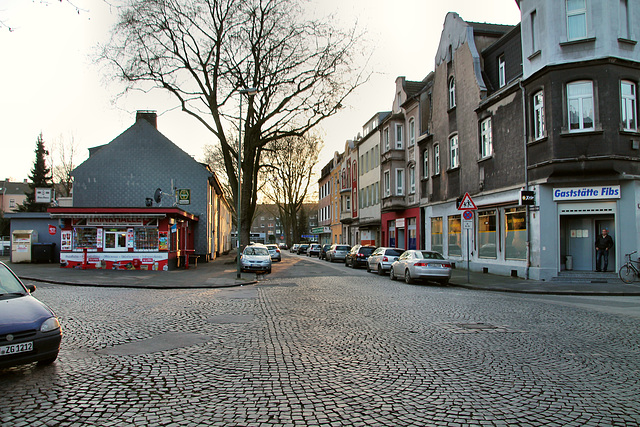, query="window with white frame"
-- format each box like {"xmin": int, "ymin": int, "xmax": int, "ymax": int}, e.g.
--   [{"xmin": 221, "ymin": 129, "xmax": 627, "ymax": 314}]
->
[
  {"xmin": 346, "ymin": 196, "xmax": 350, "ymax": 211},
  {"xmin": 434, "ymin": 144, "xmax": 440, "ymax": 175},
  {"xmin": 409, "ymin": 119, "xmax": 415, "ymax": 146},
  {"xmin": 533, "ymin": 91, "xmax": 545, "ymax": 140},
  {"xmin": 395, "ymin": 124, "xmax": 404, "ymax": 149},
  {"xmin": 409, "ymin": 165, "xmax": 415, "ymax": 194},
  {"xmin": 384, "ymin": 171, "xmax": 391, "ymax": 196},
  {"xmin": 384, "ymin": 127, "xmax": 390, "ymax": 152},
  {"xmin": 449, "ymin": 135, "xmax": 459, "ymax": 169},
  {"xmin": 449, "ymin": 77, "xmax": 456, "ymax": 109},
  {"xmin": 396, "ymin": 169, "xmax": 404, "ymax": 195},
  {"xmin": 423, "ymin": 149, "xmax": 429, "ymax": 178},
  {"xmin": 566, "ymin": 0, "xmax": 587, "ymax": 41},
  {"xmin": 480, "ymin": 118, "xmax": 493, "ymax": 158},
  {"xmin": 498, "ymin": 55, "xmax": 506, "ymax": 88},
  {"xmin": 621, "ymin": 80, "xmax": 637, "ymax": 131},
  {"xmin": 531, "ymin": 10, "xmax": 537, "ymax": 52},
  {"xmin": 567, "ymin": 80, "xmax": 594, "ymax": 131}
]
